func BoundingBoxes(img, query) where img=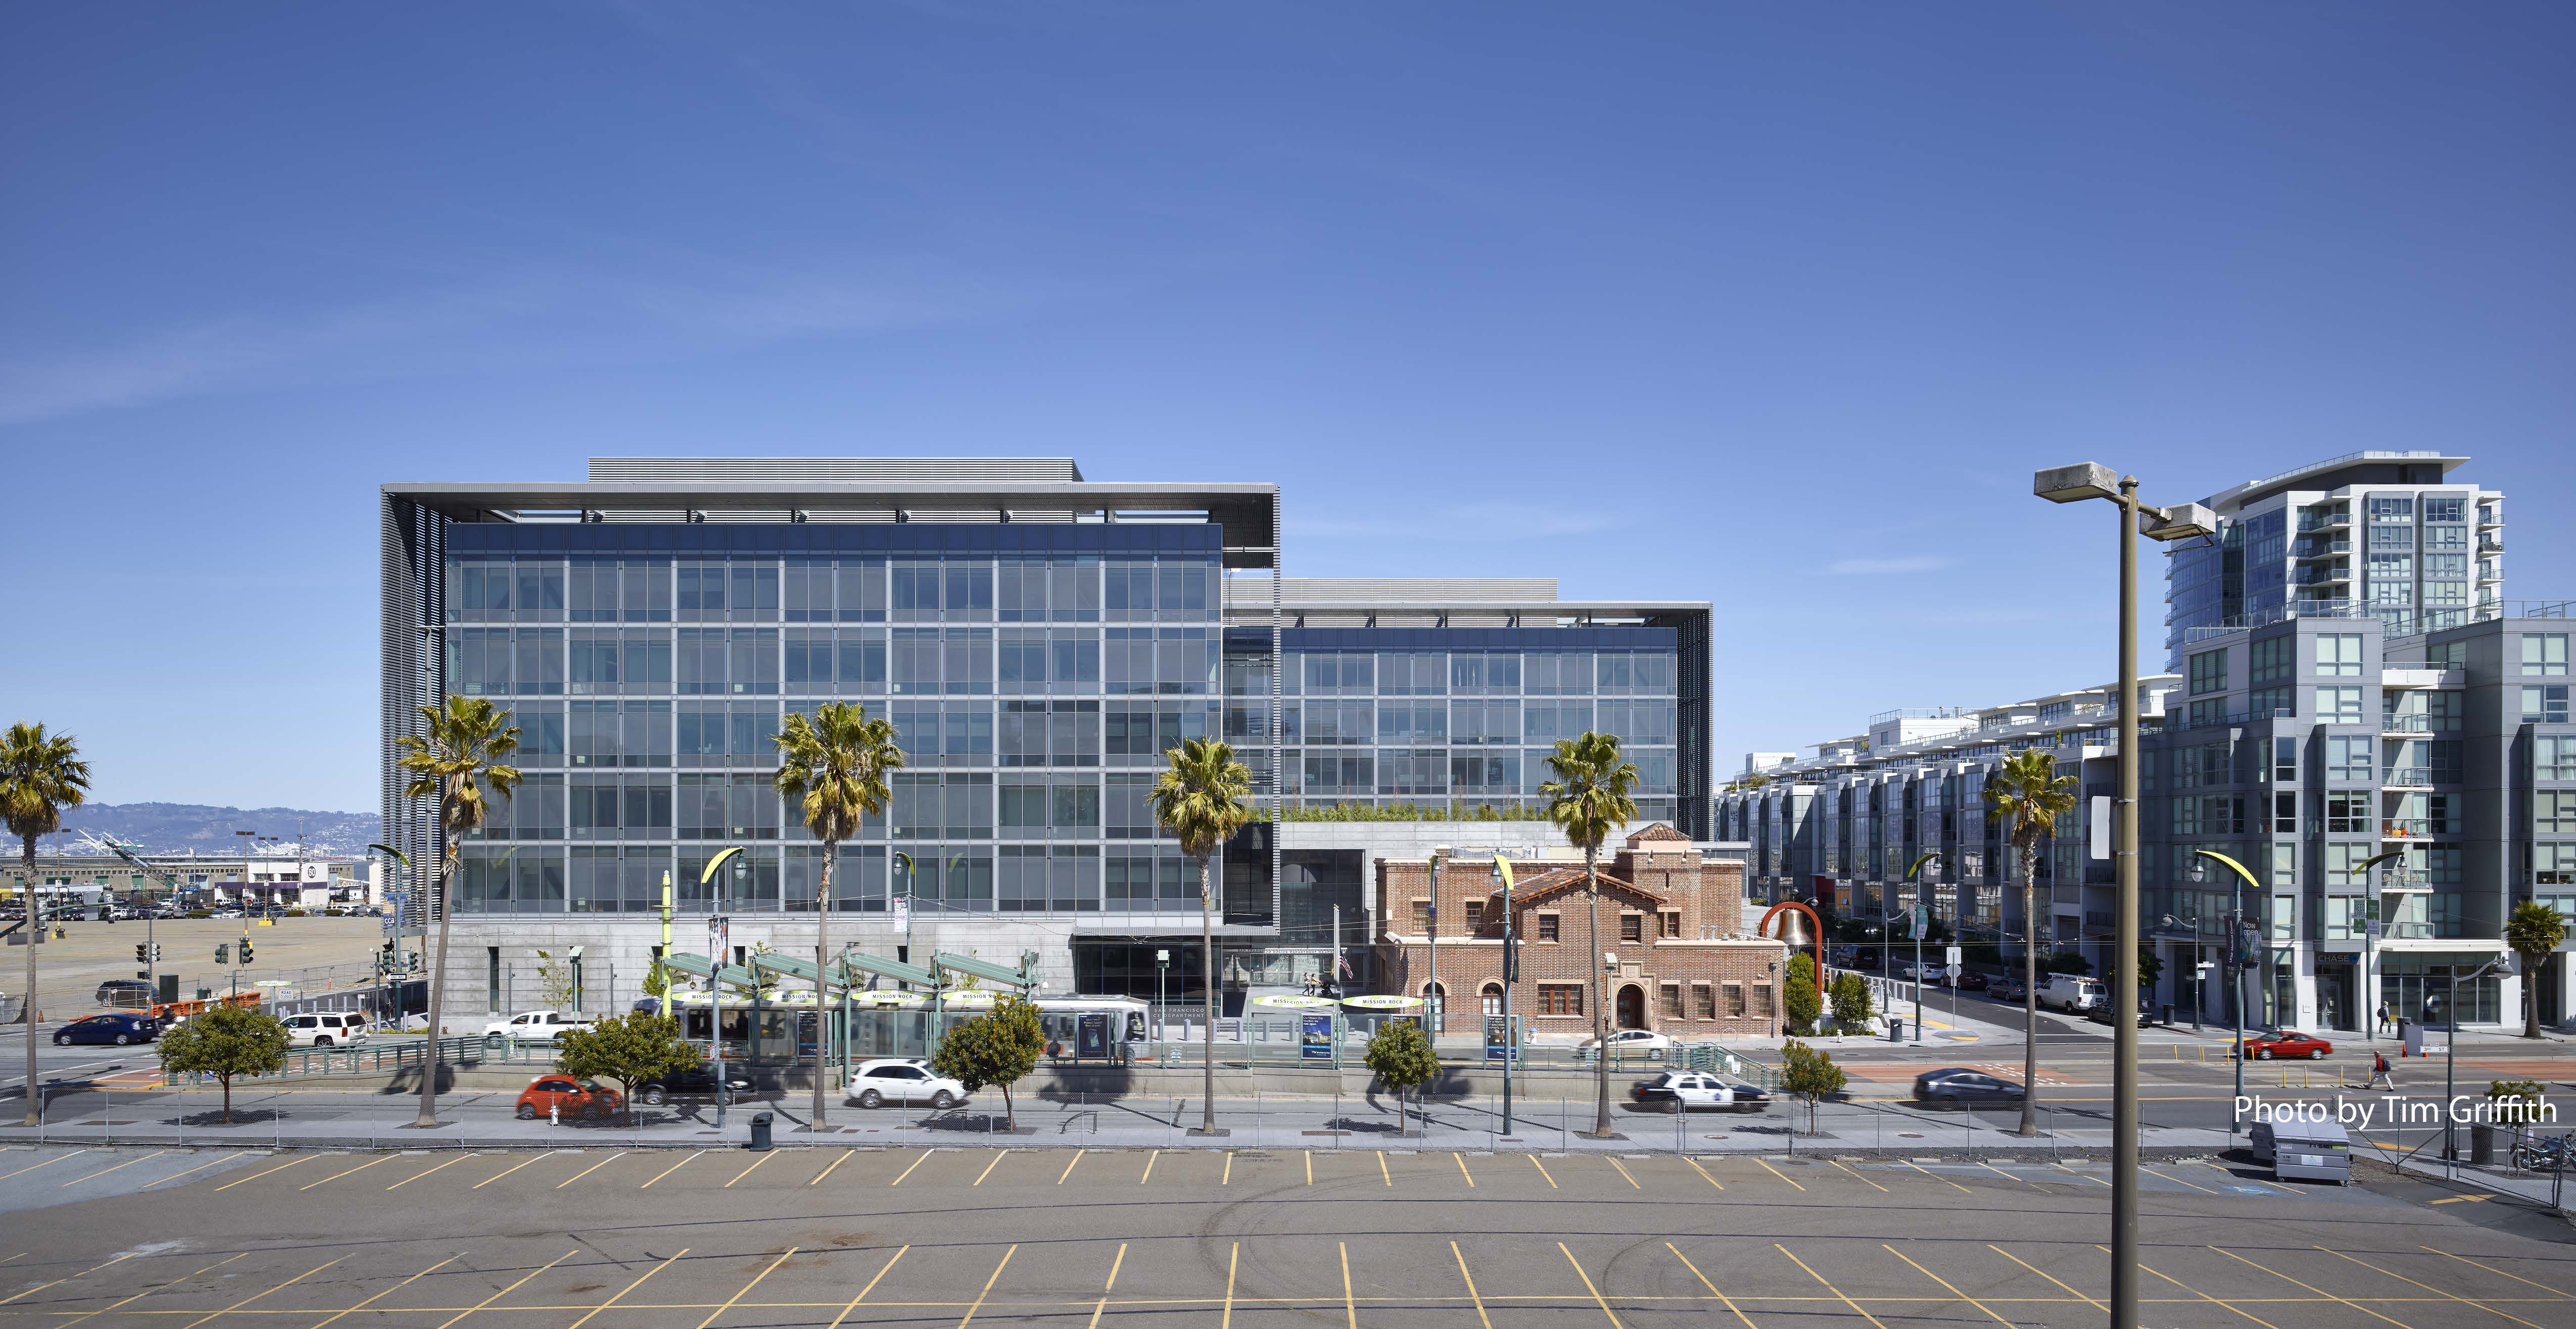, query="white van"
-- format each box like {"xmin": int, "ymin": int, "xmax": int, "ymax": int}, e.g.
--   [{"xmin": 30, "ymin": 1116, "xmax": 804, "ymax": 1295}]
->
[
  {"xmin": 2037, "ymin": 974, "xmax": 2106, "ymax": 1014},
  {"xmin": 281, "ymin": 1011, "xmax": 370, "ymax": 1047}
]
